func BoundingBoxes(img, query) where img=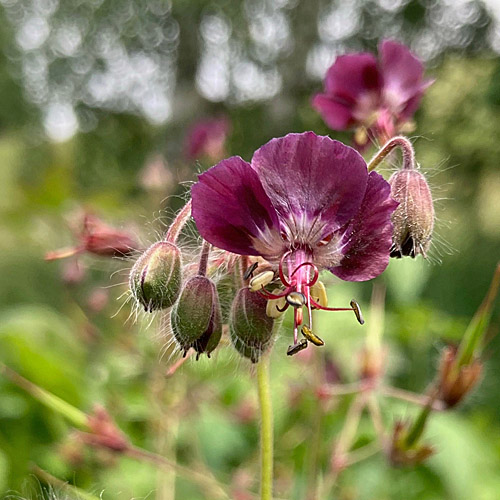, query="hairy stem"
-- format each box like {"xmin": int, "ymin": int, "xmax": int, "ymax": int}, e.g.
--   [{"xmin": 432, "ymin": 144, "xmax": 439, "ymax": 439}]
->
[
  {"xmin": 165, "ymin": 199, "xmax": 192, "ymax": 243},
  {"xmin": 31, "ymin": 464, "xmax": 101, "ymax": 500},
  {"xmin": 367, "ymin": 136, "xmax": 416, "ymax": 172},
  {"xmin": 257, "ymin": 352, "xmax": 273, "ymax": 500},
  {"xmin": 197, "ymin": 240, "xmax": 211, "ymax": 276}
]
